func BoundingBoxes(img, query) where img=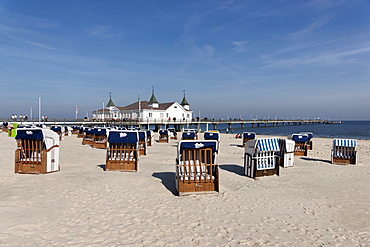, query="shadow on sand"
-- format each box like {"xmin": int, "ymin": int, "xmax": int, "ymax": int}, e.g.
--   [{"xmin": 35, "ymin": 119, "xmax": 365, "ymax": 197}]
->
[
  {"xmin": 300, "ymin": 157, "xmax": 331, "ymax": 164},
  {"xmin": 219, "ymin": 164, "xmax": 244, "ymax": 176},
  {"xmin": 152, "ymin": 172, "xmax": 177, "ymax": 196}
]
